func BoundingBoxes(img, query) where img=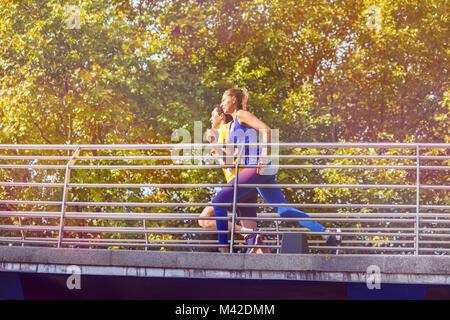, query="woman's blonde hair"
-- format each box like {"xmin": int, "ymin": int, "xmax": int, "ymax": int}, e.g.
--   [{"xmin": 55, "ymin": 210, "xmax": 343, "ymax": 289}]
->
[{"xmin": 224, "ymin": 88, "xmax": 249, "ymax": 111}]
